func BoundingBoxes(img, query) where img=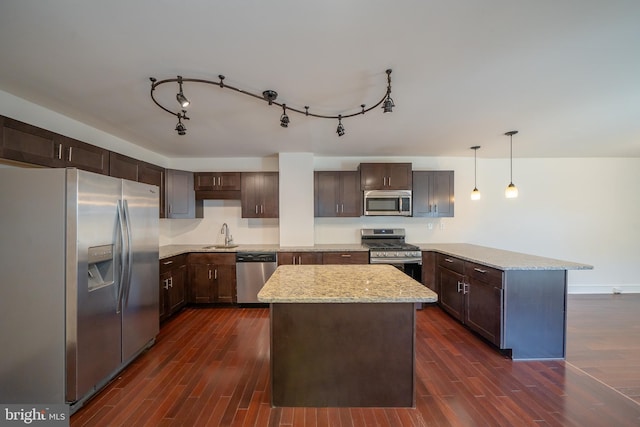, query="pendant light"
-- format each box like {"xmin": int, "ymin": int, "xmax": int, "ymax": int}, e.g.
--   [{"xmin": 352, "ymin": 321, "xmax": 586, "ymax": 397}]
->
[
  {"xmin": 505, "ymin": 130, "xmax": 518, "ymax": 198},
  {"xmin": 470, "ymin": 146, "xmax": 481, "ymax": 200}
]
